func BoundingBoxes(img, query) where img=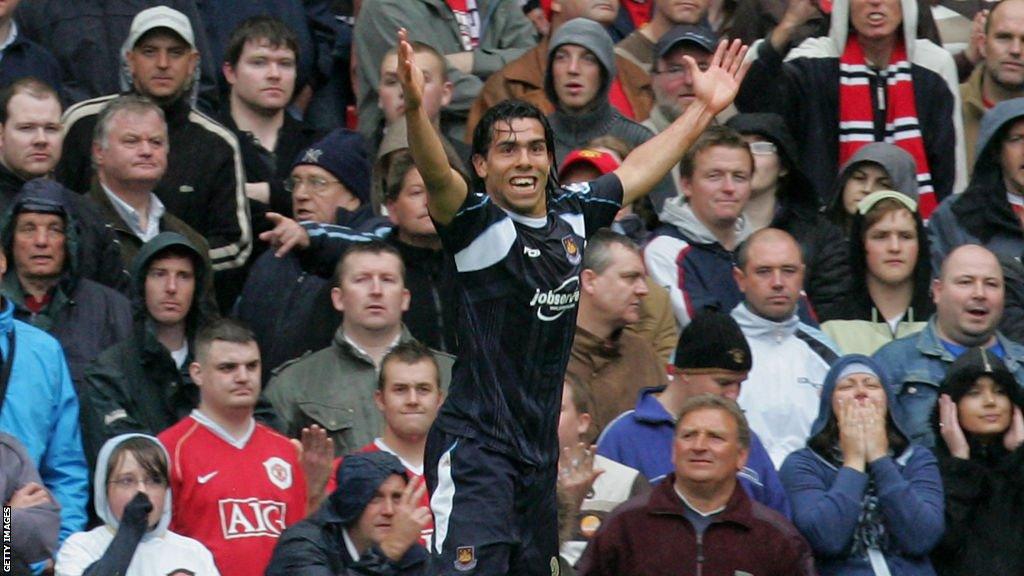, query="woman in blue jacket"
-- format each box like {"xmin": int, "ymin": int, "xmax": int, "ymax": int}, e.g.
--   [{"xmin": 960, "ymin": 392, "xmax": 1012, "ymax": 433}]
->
[{"xmin": 780, "ymin": 355, "xmax": 944, "ymax": 575}]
